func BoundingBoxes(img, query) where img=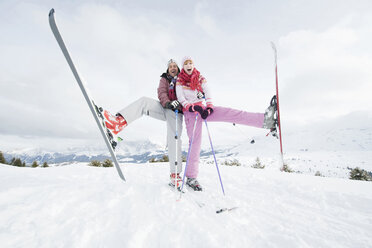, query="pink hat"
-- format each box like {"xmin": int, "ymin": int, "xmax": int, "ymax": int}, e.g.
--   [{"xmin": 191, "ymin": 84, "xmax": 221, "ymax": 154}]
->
[{"xmin": 181, "ymin": 56, "xmax": 193, "ymax": 66}]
